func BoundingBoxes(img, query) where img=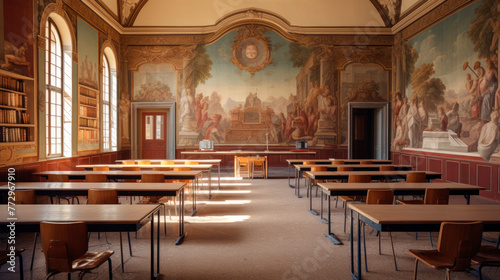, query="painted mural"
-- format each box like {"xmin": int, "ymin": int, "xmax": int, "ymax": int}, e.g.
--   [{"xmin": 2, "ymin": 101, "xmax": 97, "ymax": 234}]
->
[
  {"xmin": 77, "ymin": 18, "xmax": 99, "ymax": 89},
  {"xmin": 394, "ymin": 0, "xmax": 500, "ymax": 162},
  {"xmin": 340, "ymin": 63, "xmax": 388, "ymax": 144},
  {"xmin": 132, "ymin": 63, "xmax": 176, "ymax": 102},
  {"xmin": 178, "ymin": 27, "xmax": 338, "ymax": 147},
  {"xmin": 0, "ymin": 0, "xmax": 34, "ymax": 77}
]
